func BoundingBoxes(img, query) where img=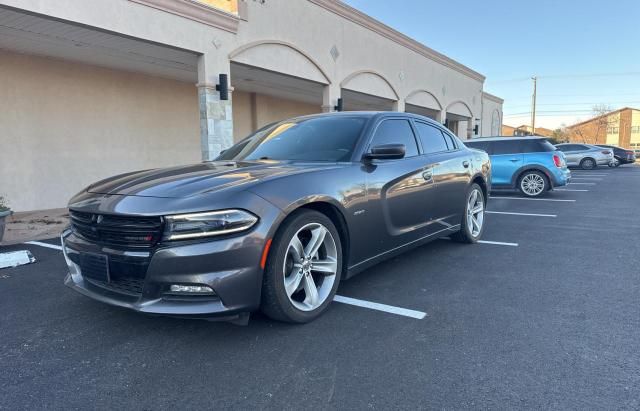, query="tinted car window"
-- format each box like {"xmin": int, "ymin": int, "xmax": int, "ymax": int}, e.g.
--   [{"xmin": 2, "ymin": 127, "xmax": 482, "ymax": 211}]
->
[
  {"xmin": 521, "ymin": 139, "xmax": 556, "ymax": 152},
  {"xmin": 369, "ymin": 119, "xmax": 419, "ymax": 157},
  {"xmin": 217, "ymin": 116, "xmax": 367, "ymax": 162},
  {"xmin": 414, "ymin": 122, "xmax": 449, "ymax": 154},
  {"xmin": 492, "ymin": 140, "xmax": 523, "ymax": 155},
  {"xmin": 464, "ymin": 140, "xmax": 492, "ymax": 153},
  {"xmin": 443, "ymin": 131, "xmax": 458, "ymax": 150}
]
